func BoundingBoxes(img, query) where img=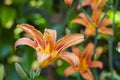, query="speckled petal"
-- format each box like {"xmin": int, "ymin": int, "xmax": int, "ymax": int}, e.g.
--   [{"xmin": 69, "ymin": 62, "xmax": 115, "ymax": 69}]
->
[
  {"xmin": 56, "ymin": 34, "xmax": 84, "ymax": 53},
  {"xmin": 44, "ymin": 29, "xmax": 56, "ymax": 51}
]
